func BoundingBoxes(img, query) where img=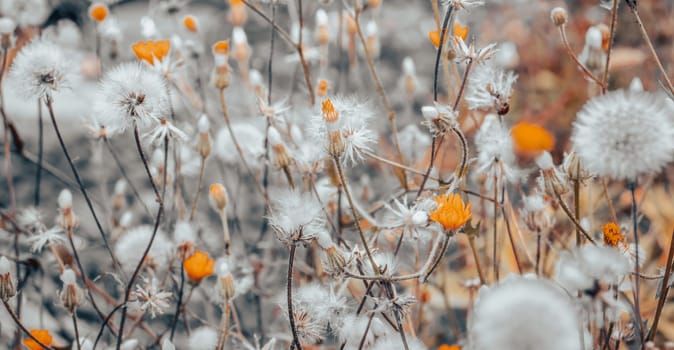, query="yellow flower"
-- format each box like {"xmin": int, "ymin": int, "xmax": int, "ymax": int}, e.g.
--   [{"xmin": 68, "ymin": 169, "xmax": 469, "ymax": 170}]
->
[
  {"xmin": 511, "ymin": 122, "xmax": 555, "ymax": 155},
  {"xmin": 183, "ymin": 250, "xmax": 215, "ymax": 283},
  {"xmin": 322, "ymin": 98, "xmax": 339, "ymax": 123},
  {"xmin": 88, "ymin": 3, "xmax": 108, "ymax": 23},
  {"xmin": 429, "ymin": 193, "xmax": 472, "ymax": 231},
  {"xmin": 438, "ymin": 345, "xmax": 461, "ymax": 350},
  {"xmin": 602, "ymin": 222, "xmax": 625, "ymax": 247},
  {"xmin": 23, "ymin": 329, "xmax": 53, "ymax": 350},
  {"xmin": 453, "ymin": 23, "xmax": 468, "ymax": 41},
  {"xmin": 132, "ymin": 40, "xmax": 171, "ymax": 65}
]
